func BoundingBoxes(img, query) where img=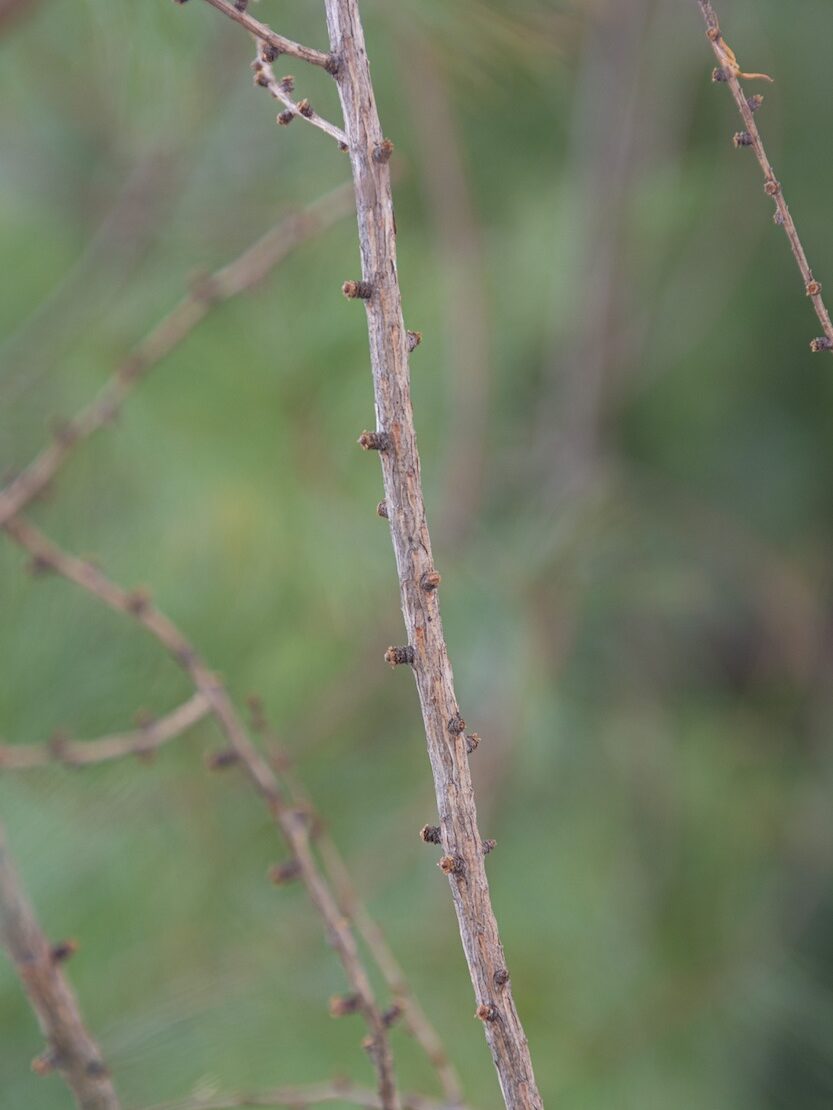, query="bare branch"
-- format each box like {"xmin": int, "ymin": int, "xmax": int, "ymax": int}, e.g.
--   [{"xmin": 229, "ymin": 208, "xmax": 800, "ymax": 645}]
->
[
  {"xmin": 1, "ymin": 514, "xmax": 400, "ymax": 1110},
  {"xmin": 251, "ymin": 46, "xmax": 348, "ymax": 148},
  {"xmin": 141, "ymin": 1078, "xmax": 449, "ymax": 1110},
  {"xmin": 0, "ymin": 693, "xmax": 210, "ymax": 770},
  {"xmin": 323, "ymin": 2, "xmax": 541, "ymax": 1106},
  {"xmin": 0, "ymin": 184, "xmax": 354, "ymax": 528},
  {"xmin": 0, "ymin": 823, "xmax": 121, "ymax": 1110},
  {"xmin": 696, "ymin": 0, "xmax": 833, "ymax": 351},
  {"xmin": 196, "ymin": 0, "xmax": 336, "ymax": 72}
]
